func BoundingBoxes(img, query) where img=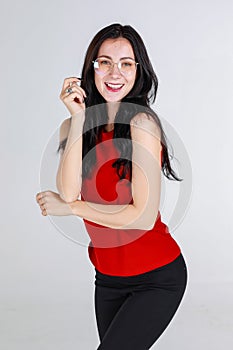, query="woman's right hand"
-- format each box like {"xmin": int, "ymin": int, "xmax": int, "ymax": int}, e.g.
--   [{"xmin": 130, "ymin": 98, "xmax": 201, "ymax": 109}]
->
[{"xmin": 60, "ymin": 77, "xmax": 87, "ymax": 116}]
